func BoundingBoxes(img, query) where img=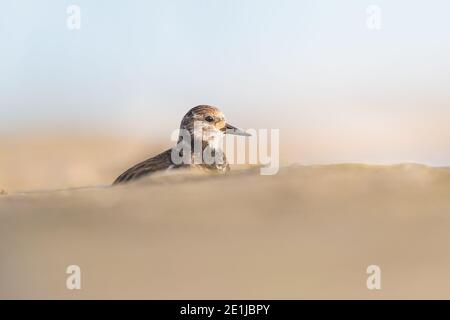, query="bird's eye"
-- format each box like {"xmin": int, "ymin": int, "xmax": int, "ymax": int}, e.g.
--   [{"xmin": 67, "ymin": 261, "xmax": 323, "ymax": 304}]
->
[{"xmin": 205, "ymin": 116, "xmax": 214, "ymax": 122}]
